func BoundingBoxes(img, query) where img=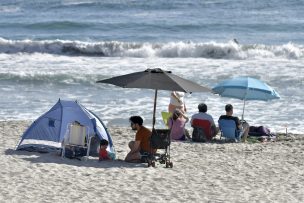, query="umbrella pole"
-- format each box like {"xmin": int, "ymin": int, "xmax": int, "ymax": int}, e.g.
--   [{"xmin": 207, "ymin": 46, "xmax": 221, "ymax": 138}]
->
[
  {"xmin": 152, "ymin": 89, "xmax": 158, "ymax": 130},
  {"xmin": 242, "ymin": 100, "xmax": 246, "ymax": 121}
]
